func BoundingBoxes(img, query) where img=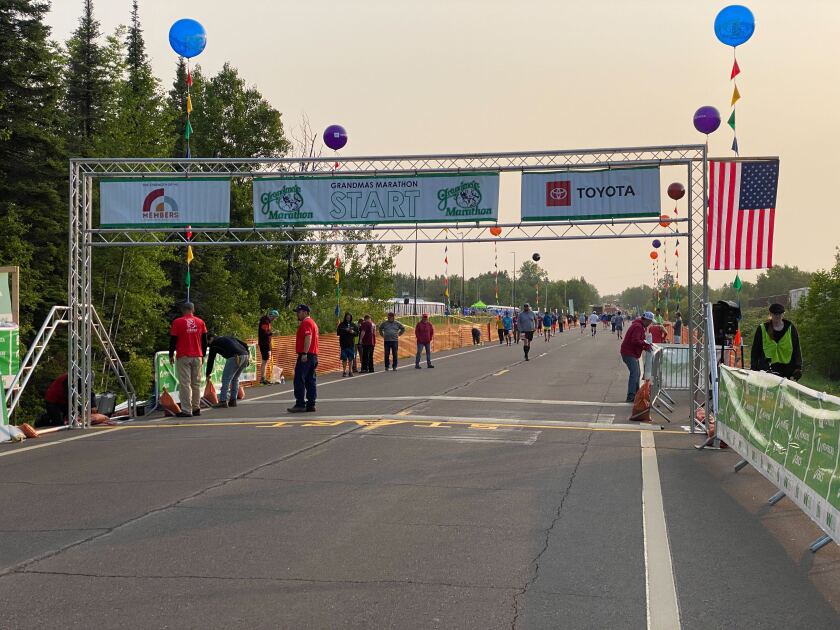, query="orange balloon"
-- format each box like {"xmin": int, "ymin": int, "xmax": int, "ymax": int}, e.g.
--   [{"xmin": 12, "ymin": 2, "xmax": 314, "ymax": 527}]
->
[
  {"xmin": 489, "ymin": 226, "xmax": 502, "ymax": 236},
  {"xmin": 650, "ymin": 251, "xmax": 658, "ymax": 260},
  {"xmin": 659, "ymin": 214, "xmax": 671, "ymax": 228}
]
